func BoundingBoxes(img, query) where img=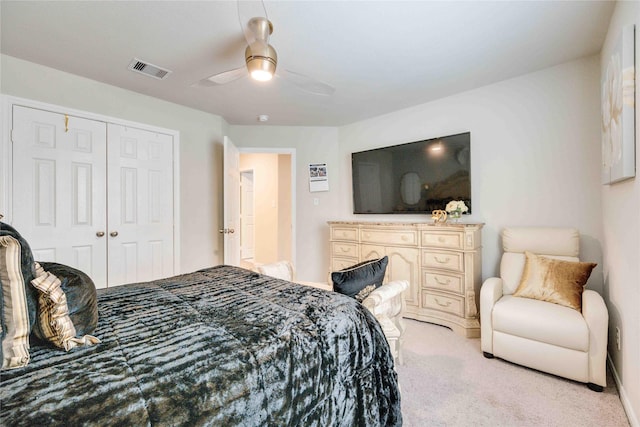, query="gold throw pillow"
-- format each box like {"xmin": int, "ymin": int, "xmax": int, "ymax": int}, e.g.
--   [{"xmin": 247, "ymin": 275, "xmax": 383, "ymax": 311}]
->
[{"xmin": 513, "ymin": 251, "xmax": 596, "ymax": 311}]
